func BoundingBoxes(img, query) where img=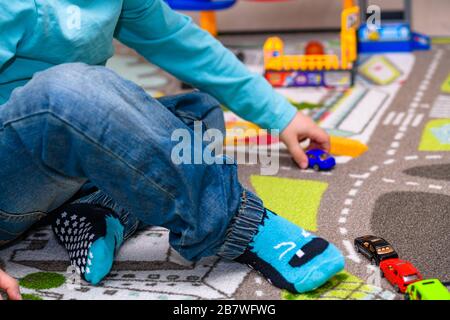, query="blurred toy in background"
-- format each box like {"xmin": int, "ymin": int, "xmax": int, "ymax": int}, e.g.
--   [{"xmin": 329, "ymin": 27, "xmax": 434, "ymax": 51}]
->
[
  {"xmin": 329, "ymin": 135, "xmax": 368, "ymax": 158},
  {"xmin": 358, "ymin": 0, "xmax": 430, "ymax": 53},
  {"xmin": 263, "ymin": 0, "xmax": 359, "ymax": 88},
  {"xmin": 306, "ymin": 149, "xmax": 336, "ymax": 171},
  {"xmin": 358, "ymin": 23, "xmax": 430, "ymax": 53},
  {"xmin": 165, "ymin": 0, "xmax": 236, "ymax": 36},
  {"xmin": 225, "ymin": 120, "xmax": 279, "ymax": 146},
  {"xmin": 305, "ymin": 41, "xmax": 325, "ymax": 55}
]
